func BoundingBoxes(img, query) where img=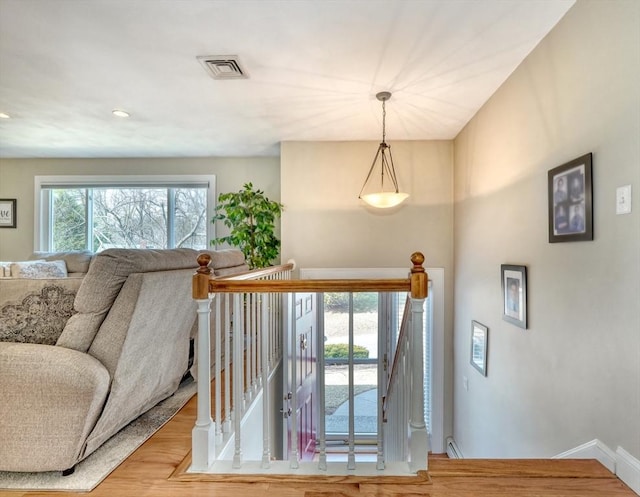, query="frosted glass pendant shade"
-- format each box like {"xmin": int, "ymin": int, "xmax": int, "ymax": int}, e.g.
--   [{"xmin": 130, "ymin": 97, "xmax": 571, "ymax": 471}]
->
[{"xmin": 361, "ymin": 191, "xmax": 409, "ymax": 209}]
